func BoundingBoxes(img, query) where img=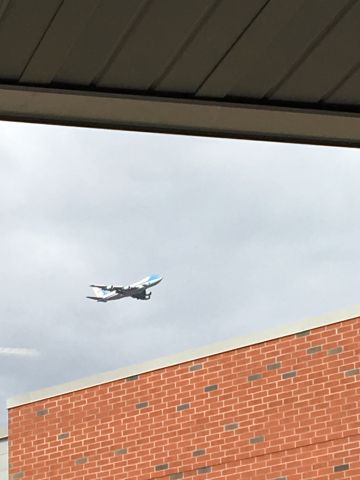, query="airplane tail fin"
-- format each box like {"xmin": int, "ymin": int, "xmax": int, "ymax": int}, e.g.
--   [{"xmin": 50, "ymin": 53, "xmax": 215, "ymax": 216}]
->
[{"xmin": 92, "ymin": 286, "xmax": 107, "ymax": 298}]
